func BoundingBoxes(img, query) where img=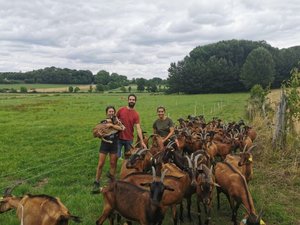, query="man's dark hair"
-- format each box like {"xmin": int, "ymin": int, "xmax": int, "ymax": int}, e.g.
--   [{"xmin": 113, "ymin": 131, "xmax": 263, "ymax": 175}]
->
[{"xmin": 128, "ymin": 93, "xmax": 137, "ymax": 101}]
